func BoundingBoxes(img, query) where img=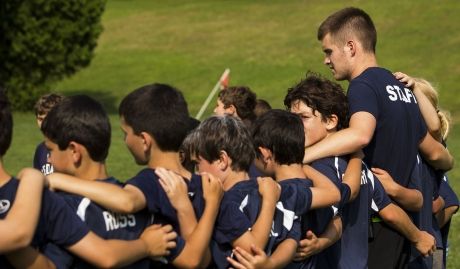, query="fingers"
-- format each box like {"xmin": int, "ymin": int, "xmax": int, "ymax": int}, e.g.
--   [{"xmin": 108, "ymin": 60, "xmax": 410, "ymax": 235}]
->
[
  {"xmin": 161, "ymin": 224, "xmax": 173, "ymax": 233},
  {"xmin": 226, "ymin": 257, "xmax": 245, "ymax": 269},
  {"xmin": 250, "ymin": 244, "xmax": 264, "ymax": 255}
]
